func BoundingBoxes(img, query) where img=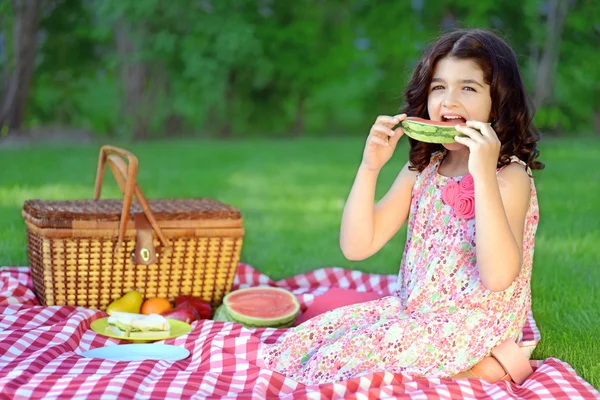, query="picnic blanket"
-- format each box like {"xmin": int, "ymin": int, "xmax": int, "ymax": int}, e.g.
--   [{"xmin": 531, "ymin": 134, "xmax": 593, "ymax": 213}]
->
[{"xmin": 1, "ymin": 263, "xmax": 598, "ymax": 399}]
